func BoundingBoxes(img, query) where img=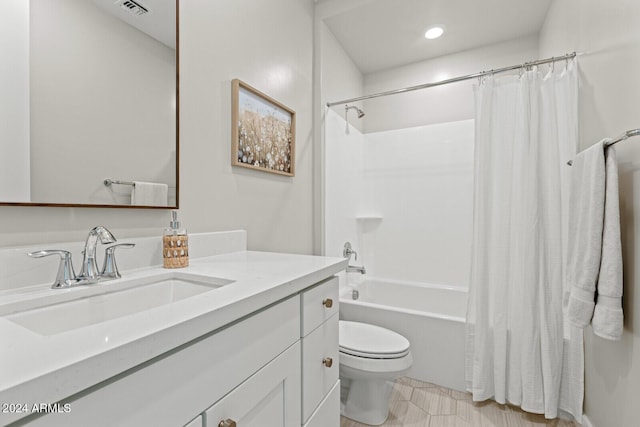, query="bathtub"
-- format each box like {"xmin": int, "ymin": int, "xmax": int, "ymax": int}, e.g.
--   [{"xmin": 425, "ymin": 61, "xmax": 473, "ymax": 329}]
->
[{"xmin": 339, "ymin": 277, "xmax": 468, "ymax": 391}]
